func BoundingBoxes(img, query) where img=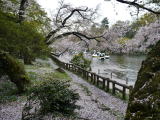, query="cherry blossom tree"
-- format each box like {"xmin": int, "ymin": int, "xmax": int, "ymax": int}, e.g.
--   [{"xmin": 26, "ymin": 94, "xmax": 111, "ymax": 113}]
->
[
  {"xmin": 46, "ymin": 0, "xmax": 102, "ymax": 46},
  {"xmin": 127, "ymin": 19, "xmax": 160, "ymax": 53},
  {"xmin": 102, "ymin": 21, "xmax": 131, "ymax": 53}
]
